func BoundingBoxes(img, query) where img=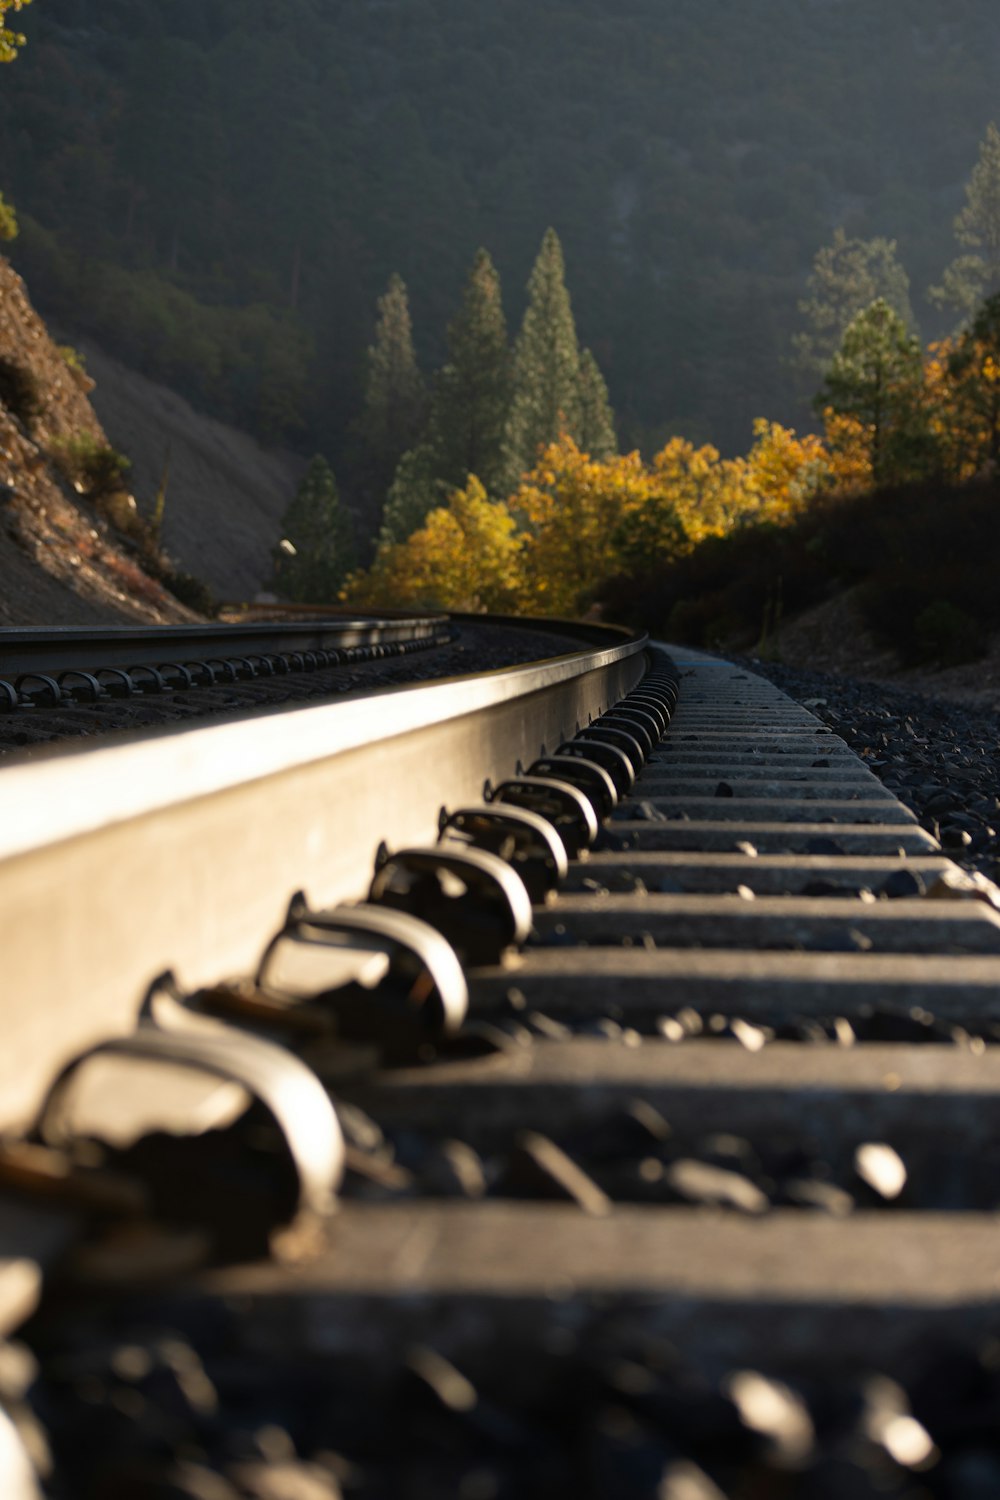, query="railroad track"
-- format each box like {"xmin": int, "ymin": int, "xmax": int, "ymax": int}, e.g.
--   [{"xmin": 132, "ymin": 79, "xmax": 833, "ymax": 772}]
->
[
  {"xmin": 0, "ymin": 616, "xmax": 449, "ymax": 710},
  {"xmin": 2, "ymin": 622, "xmax": 1000, "ymax": 1496}
]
